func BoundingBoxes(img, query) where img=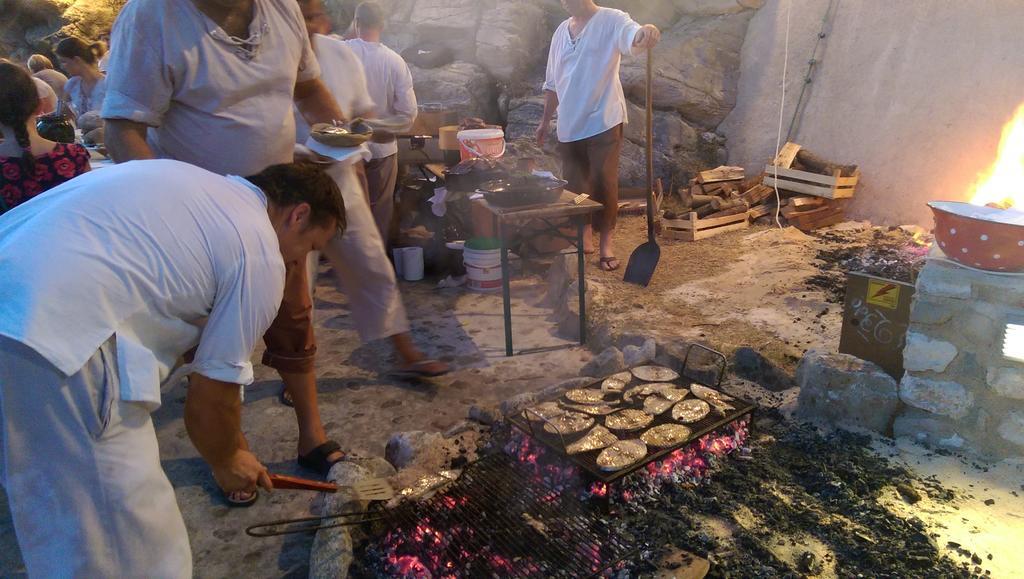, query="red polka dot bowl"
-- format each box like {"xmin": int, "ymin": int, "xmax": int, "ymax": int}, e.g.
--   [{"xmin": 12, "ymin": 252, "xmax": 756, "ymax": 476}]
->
[{"xmin": 929, "ymin": 201, "xmax": 1024, "ymax": 272}]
